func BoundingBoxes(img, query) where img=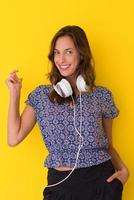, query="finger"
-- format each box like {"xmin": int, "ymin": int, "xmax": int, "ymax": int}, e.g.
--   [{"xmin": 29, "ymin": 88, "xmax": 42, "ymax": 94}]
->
[
  {"xmin": 7, "ymin": 75, "xmax": 19, "ymax": 83},
  {"xmin": 9, "ymin": 70, "xmax": 21, "ymax": 81},
  {"xmin": 10, "ymin": 73, "xmax": 19, "ymax": 81},
  {"xmin": 107, "ymin": 172, "xmax": 118, "ymax": 182},
  {"xmin": 7, "ymin": 77, "xmax": 17, "ymax": 84}
]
